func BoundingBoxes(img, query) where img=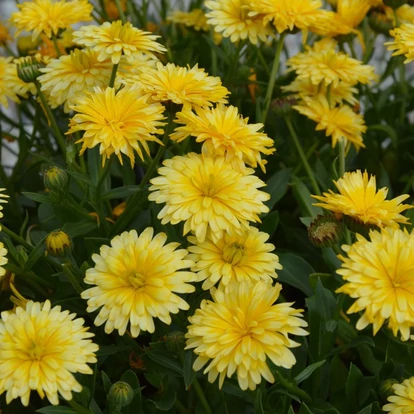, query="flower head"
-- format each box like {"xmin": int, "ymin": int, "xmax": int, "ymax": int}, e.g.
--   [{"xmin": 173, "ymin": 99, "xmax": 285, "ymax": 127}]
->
[
  {"xmin": 383, "ymin": 377, "xmax": 414, "ymax": 413},
  {"xmin": 168, "ymin": 9, "xmax": 210, "ymax": 32},
  {"xmin": 186, "ymin": 280, "xmax": 308, "ymax": 390},
  {"xmin": 81, "ymin": 228, "xmax": 196, "ymax": 337},
  {"xmin": 45, "ymin": 230, "xmax": 71, "ymax": 256},
  {"xmin": 10, "ymin": 0, "xmax": 93, "ymax": 41},
  {"xmin": 293, "ymin": 96, "xmax": 366, "ymax": 150},
  {"xmin": 0, "ymin": 300, "xmax": 98, "ymax": 406},
  {"xmin": 312, "ymin": 170, "xmax": 413, "ymax": 229},
  {"xmin": 0, "ymin": 22, "xmax": 12, "ymax": 45},
  {"xmin": 0, "ymin": 242, "xmax": 8, "ymax": 279},
  {"xmin": 170, "ymin": 105, "xmax": 275, "ymax": 172},
  {"xmin": 148, "ymin": 153, "xmax": 270, "ymax": 243},
  {"xmin": 137, "ymin": 63, "xmax": 229, "ymax": 111},
  {"xmin": 205, "ymin": 0, "xmax": 273, "ymax": 44},
  {"xmin": 386, "ymin": 23, "xmax": 414, "ymax": 63},
  {"xmin": 0, "ymin": 188, "xmax": 9, "ymax": 219},
  {"xmin": 73, "ymin": 20, "xmax": 166, "ymax": 64},
  {"xmin": 67, "ymin": 85, "xmax": 165, "ymax": 166},
  {"xmin": 337, "ymin": 227, "xmax": 414, "ymax": 341},
  {"xmin": 187, "ymin": 226, "xmax": 282, "ymax": 290}
]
